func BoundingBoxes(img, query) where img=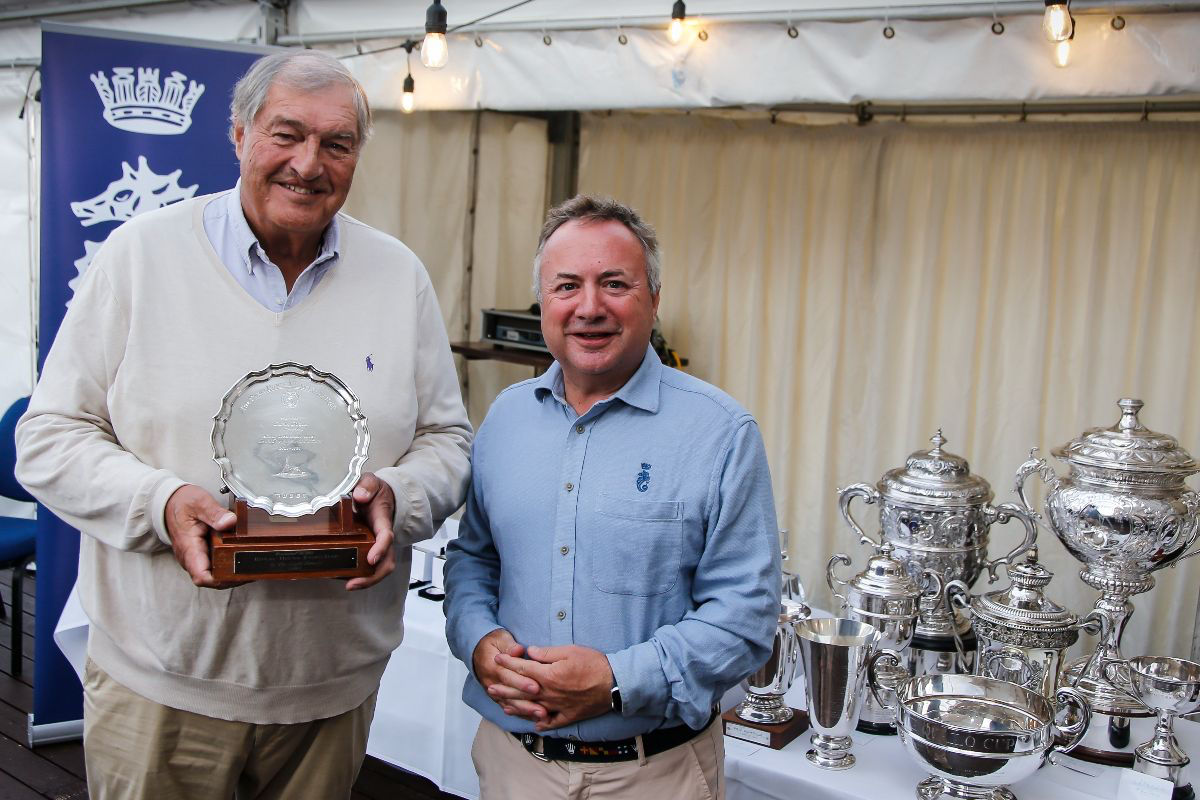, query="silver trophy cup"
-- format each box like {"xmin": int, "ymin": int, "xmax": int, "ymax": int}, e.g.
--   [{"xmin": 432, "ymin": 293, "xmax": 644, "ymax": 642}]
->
[
  {"xmin": 796, "ymin": 618, "xmax": 881, "ymax": 770},
  {"xmin": 1105, "ymin": 655, "xmax": 1200, "ymax": 794},
  {"xmin": 736, "ymin": 600, "xmax": 810, "ymax": 724}
]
